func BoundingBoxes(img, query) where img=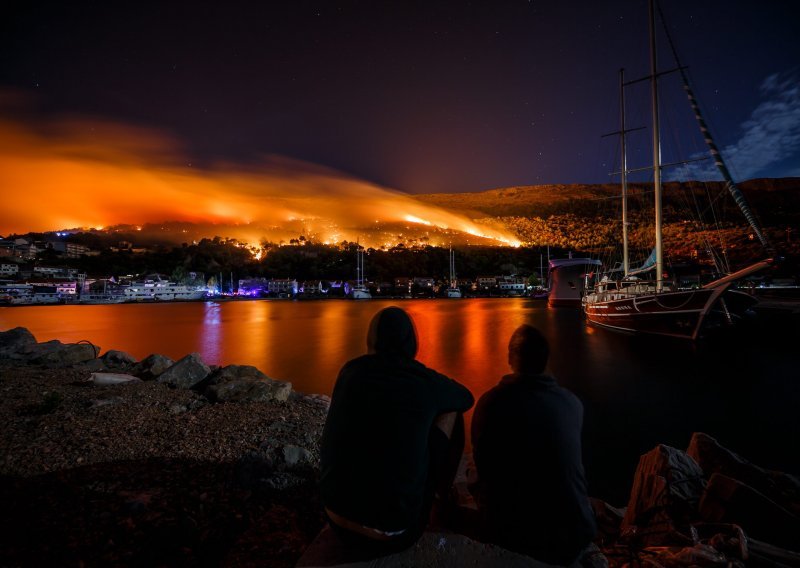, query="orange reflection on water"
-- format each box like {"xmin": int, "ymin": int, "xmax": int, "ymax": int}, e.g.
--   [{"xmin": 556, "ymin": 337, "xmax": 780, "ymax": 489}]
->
[
  {"xmin": 0, "ymin": 300, "xmax": 552, "ymax": 391},
  {"xmin": 0, "ymin": 299, "xmax": 558, "ymax": 447}
]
